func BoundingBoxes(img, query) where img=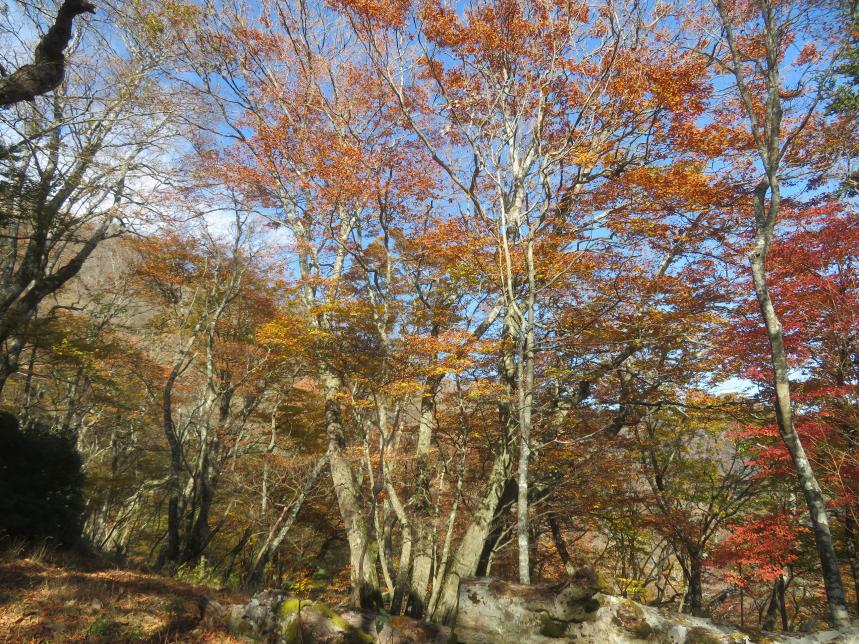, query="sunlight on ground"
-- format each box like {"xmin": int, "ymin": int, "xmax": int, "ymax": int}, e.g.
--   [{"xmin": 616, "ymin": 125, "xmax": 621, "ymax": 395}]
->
[{"xmin": 0, "ymin": 558, "xmax": 248, "ymax": 643}]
